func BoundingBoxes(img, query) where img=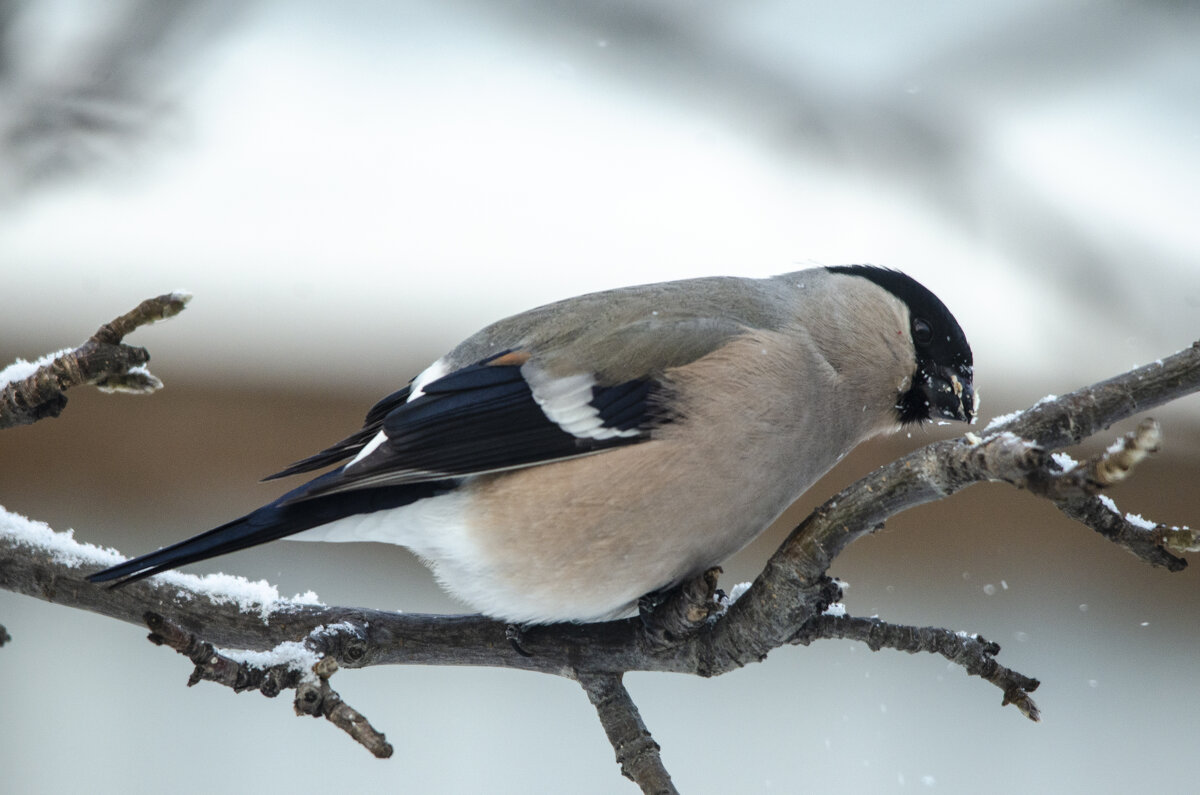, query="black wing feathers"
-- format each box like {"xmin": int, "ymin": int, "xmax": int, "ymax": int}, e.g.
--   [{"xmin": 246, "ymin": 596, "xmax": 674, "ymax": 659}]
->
[
  {"xmin": 300, "ymin": 360, "xmax": 662, "ymax": 498},
  {"xmin": 383, "ymin": 371, "xmax": 617, "ymax": 475}
]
